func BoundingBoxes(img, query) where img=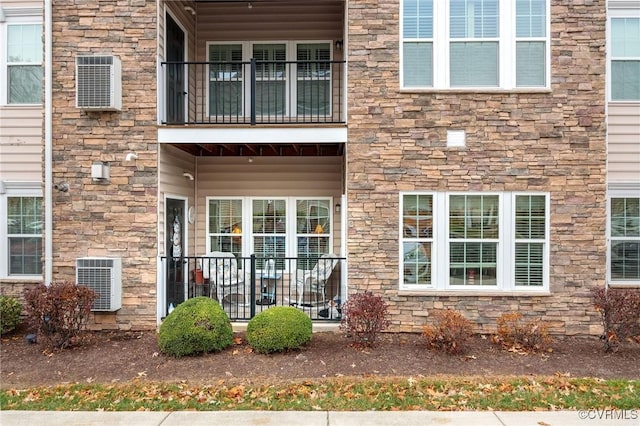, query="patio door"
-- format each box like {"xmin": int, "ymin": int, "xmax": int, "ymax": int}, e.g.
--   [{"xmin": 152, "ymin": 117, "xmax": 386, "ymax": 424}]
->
[
  {"xmin": 165, "ymin": 13, "xmax": 185, "ymax": 123},
  {"xmin": 165, "ymin": 198, "xmax": 187, "ymax": 314}
]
